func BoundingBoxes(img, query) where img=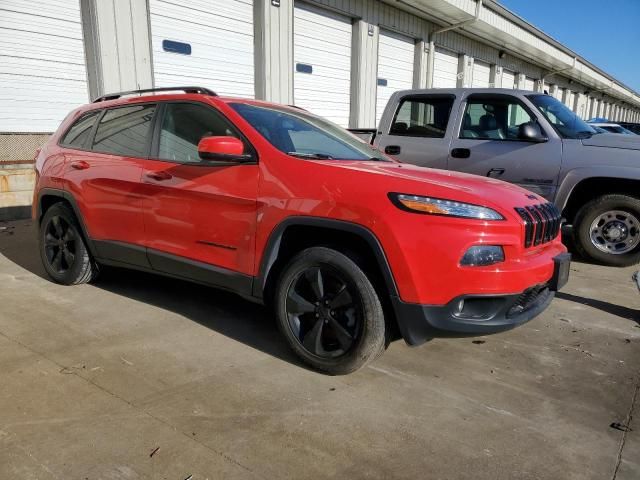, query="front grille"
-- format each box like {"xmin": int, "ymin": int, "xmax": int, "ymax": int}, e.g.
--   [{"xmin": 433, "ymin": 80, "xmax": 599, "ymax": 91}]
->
[
  {"xmin": 515, "ymin": 203, "xmax": 562, "ymax": 248},
  {"xmin": 506, "ymin": 284, "xmax": 550, "ymax": 318}
]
